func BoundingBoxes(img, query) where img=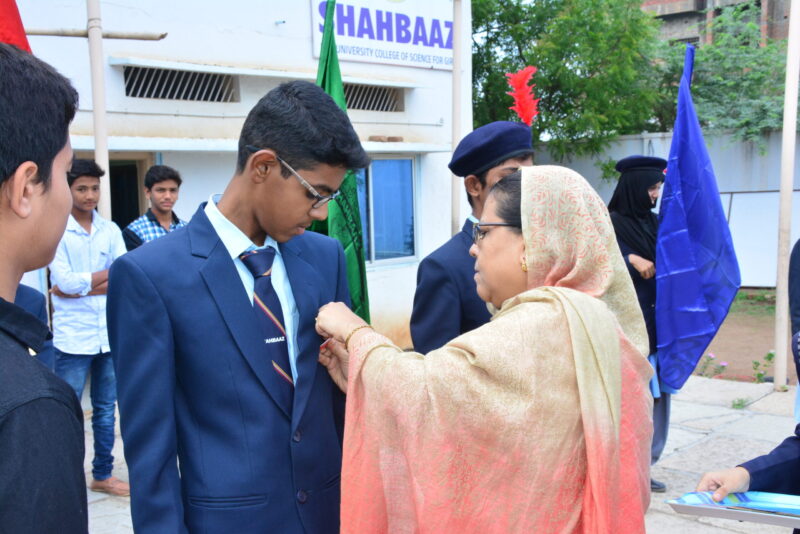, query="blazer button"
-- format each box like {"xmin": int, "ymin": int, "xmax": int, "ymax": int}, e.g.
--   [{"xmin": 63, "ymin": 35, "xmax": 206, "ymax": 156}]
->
[
  {"xmin": 296, "ymin": 490, "xmax": 308, "ymax": 504},
  {"xmin": 293, "ymin": 430, "xmax": 302, "ymax": 443}
]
